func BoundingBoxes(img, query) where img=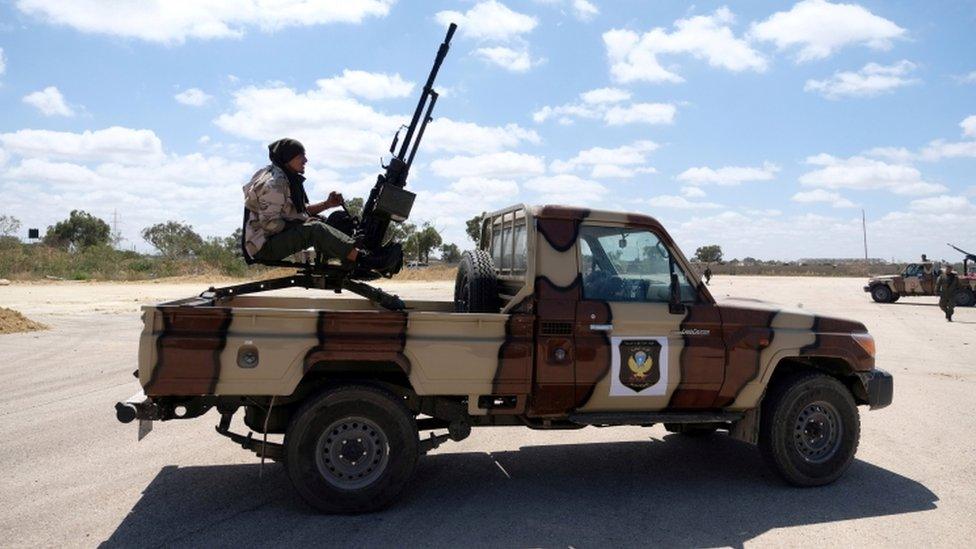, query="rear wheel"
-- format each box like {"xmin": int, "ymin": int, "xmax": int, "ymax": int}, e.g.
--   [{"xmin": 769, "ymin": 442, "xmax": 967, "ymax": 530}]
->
[
  {"xmin": 454, "ymin": 250, "xmax": 499, "ymax": 313},
  {"xmin": 284, "ymin": 385, "xmax": 419, "ymax": 513},
  {"xmin": 870, "ymin": 284, "xmax": 893, "ymax": 303},
  {"xmin": 759, "ymin": 372, "xmax": 860, "ymax": 486},
  {"xmin": 954, "ymin": 288, "xmax": 975, "ymax": 307}
]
